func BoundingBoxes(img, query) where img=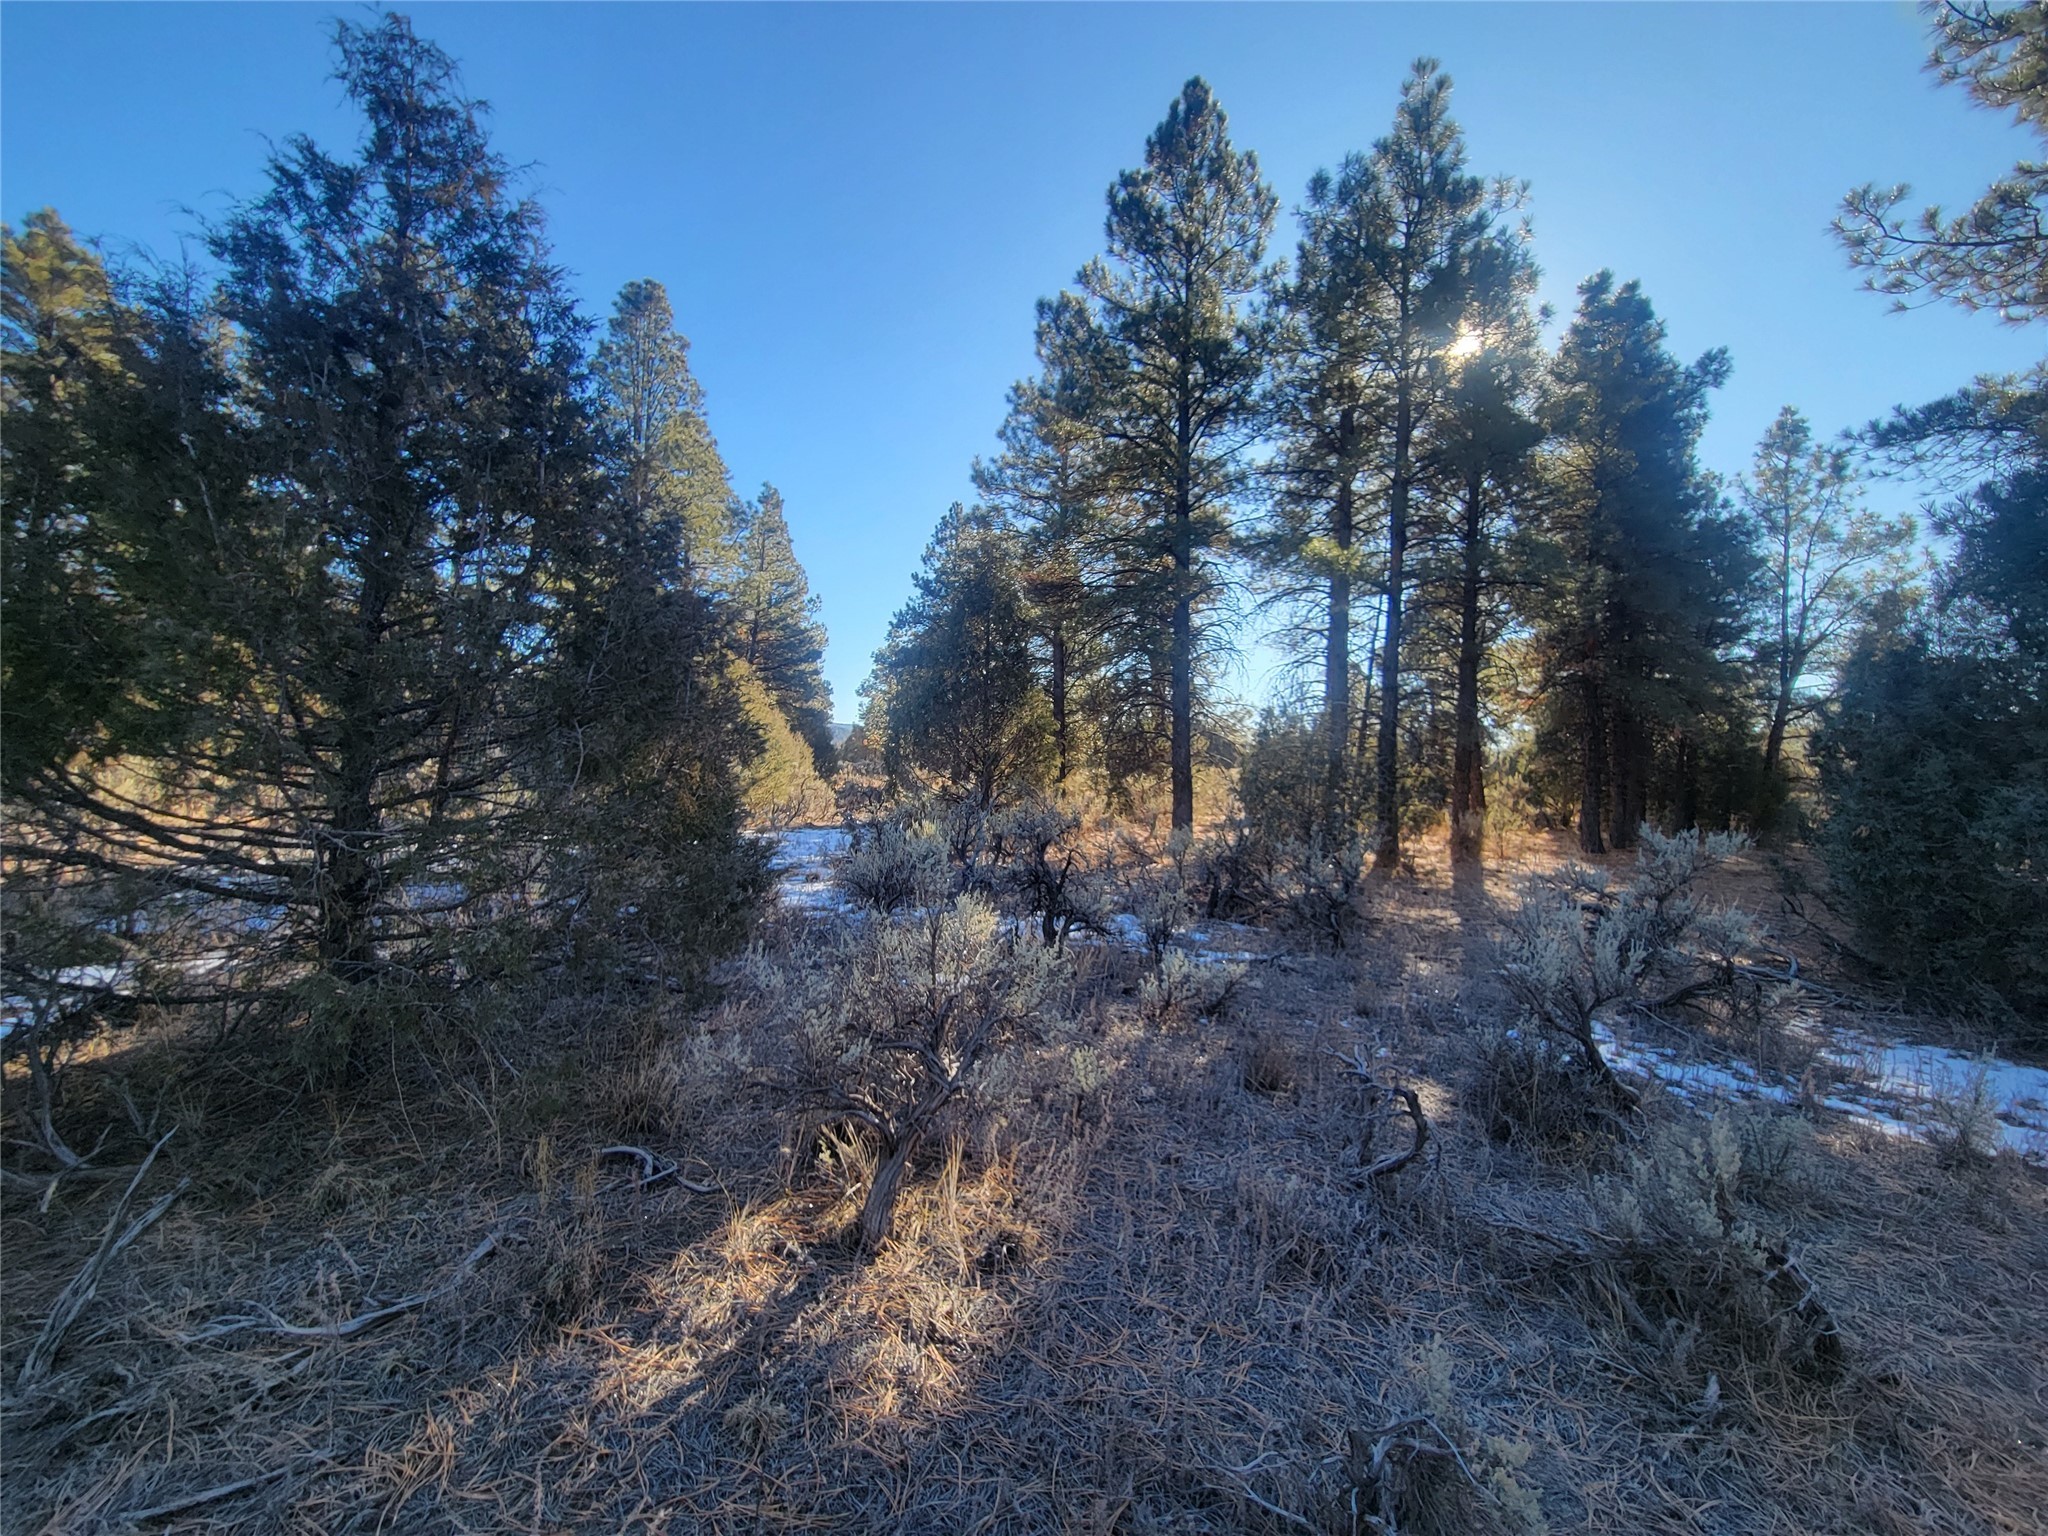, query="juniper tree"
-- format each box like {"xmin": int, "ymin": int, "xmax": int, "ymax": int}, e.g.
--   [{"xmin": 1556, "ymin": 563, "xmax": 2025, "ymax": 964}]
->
[
  {"xmin": 591, "ymin": 278, "xmax": 736, "ymax": 584},
  {"xmin": 868, "ymin": 503, "xmax": 1053, "ymax": 808},
  {"xmin": 1072, "ymin": 78, "xmax": 1276, "ymax": 831}
]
